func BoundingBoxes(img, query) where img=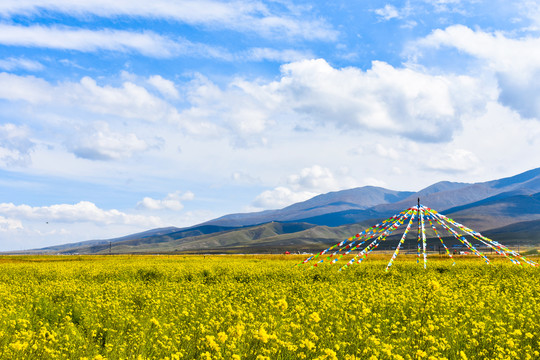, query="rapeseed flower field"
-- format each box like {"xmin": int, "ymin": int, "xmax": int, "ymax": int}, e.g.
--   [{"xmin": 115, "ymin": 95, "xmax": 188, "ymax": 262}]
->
[{"xmin": 0, "ymin": 255, "xmax": 538, "ymax": 359}]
